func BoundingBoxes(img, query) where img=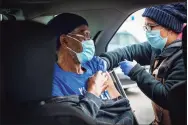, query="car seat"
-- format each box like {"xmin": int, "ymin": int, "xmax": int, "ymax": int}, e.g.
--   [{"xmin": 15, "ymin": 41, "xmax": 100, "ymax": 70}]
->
[{"xmin": 168, "ymin": 26, "xmax": 187, "ymax": 125}]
